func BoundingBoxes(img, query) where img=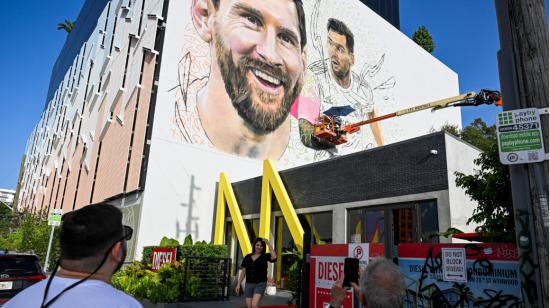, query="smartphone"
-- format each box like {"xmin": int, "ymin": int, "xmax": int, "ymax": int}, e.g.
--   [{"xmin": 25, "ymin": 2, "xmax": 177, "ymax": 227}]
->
[{"xmin": 343, "ymin": 257, "xmax": 359, "ymax": 287}]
